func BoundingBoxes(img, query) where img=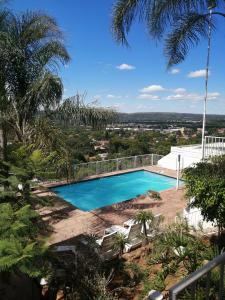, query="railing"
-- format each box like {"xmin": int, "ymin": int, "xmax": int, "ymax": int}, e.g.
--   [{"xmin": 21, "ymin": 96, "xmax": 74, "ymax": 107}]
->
[
  {"xmin": 205, "ymin": 136, "xmax": 225, "ymax": 158},
  {"xmin": 73, "ymin": 153, "xmax": 163, "ymax": 180},
  {"xmin": 169, "ymin": 252, "xmax": 225, "ymax": 300}
]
